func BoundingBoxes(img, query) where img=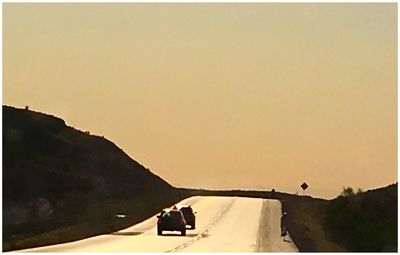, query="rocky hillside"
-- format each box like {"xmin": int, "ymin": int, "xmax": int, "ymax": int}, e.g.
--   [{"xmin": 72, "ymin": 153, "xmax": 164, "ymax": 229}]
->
[{"xmin": 3, "ymin": 105, "xmax": 180, "ymax": 250}]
